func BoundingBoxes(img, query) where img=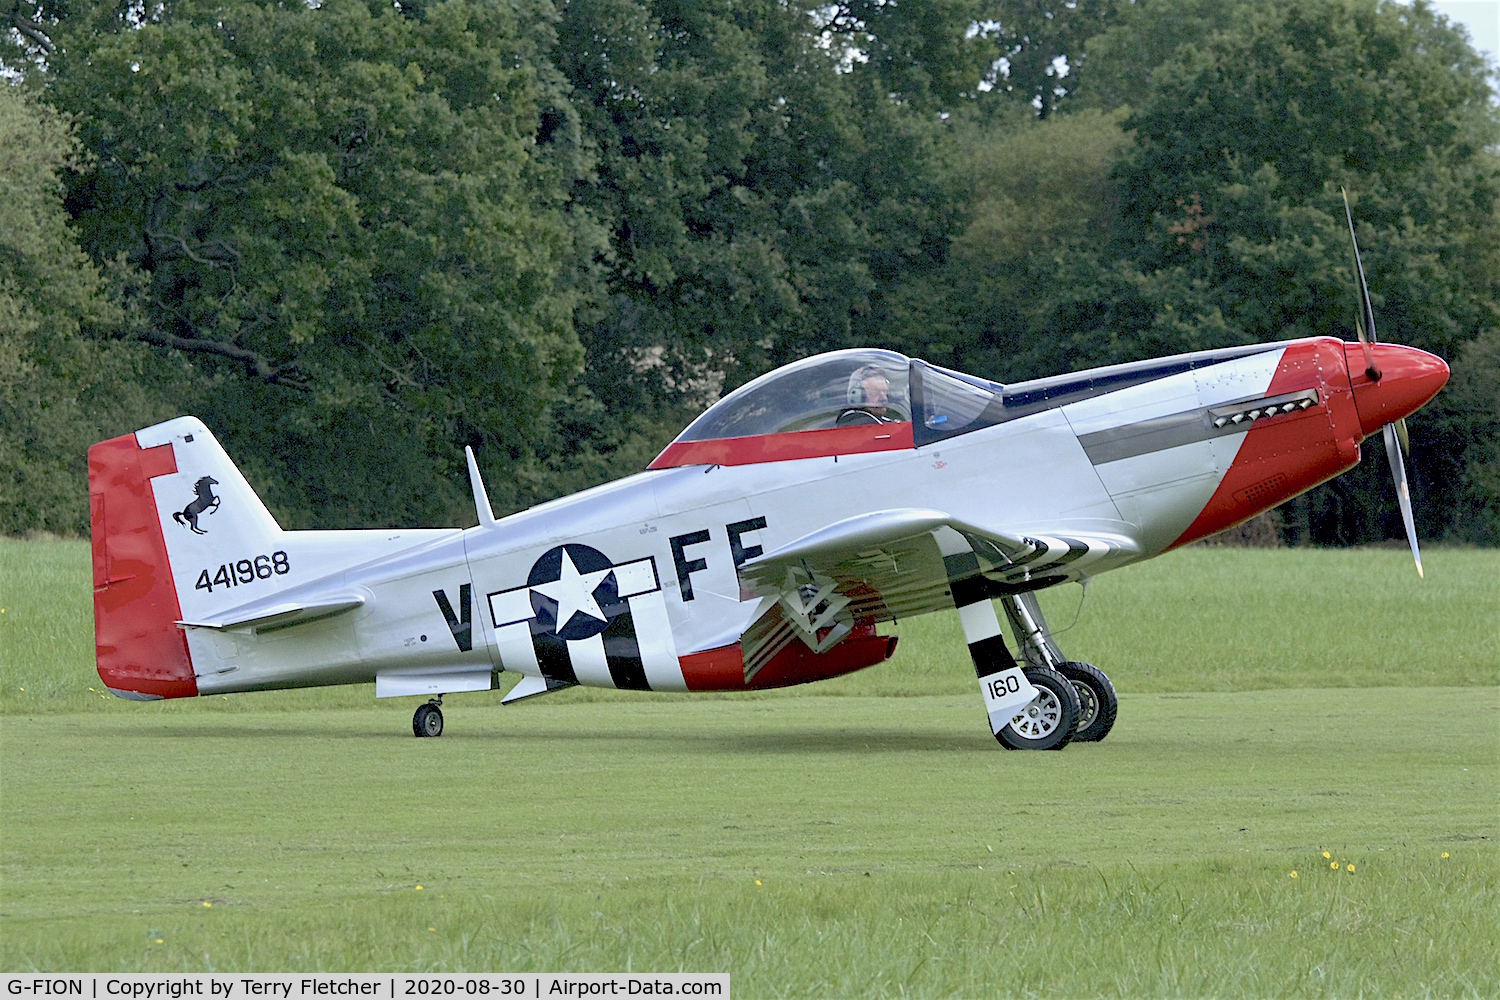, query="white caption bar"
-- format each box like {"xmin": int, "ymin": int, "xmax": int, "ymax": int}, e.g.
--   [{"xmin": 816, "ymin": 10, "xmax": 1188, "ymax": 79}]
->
[{"xmin": 1, "ymin": 975, "xmax": 728, "ymax": 1000}]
